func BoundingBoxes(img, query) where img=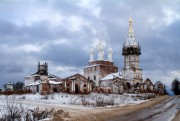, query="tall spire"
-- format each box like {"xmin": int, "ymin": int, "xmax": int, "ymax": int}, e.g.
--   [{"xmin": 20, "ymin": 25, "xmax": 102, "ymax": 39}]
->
[
  {"xmin": 128, "ymin": 14, "xmax": 134, "ymax": 38},
  {"xmin": 99, "ymin": 29, "xmax": 102, "ymax": 44},
  {"xmin": 124, "ymin": 15, "xmax": 138, "ymax": 47},
  {"xmin": 107, "ymin": 37, "xmax": 113, "ymax": 62},
  {"xmin": 97, "ymin": 29, "xmax": 104, "ymax": 60},
  {"xmin": 108, "ymin": 37, "xmax": 111, "ymax": 48}
]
